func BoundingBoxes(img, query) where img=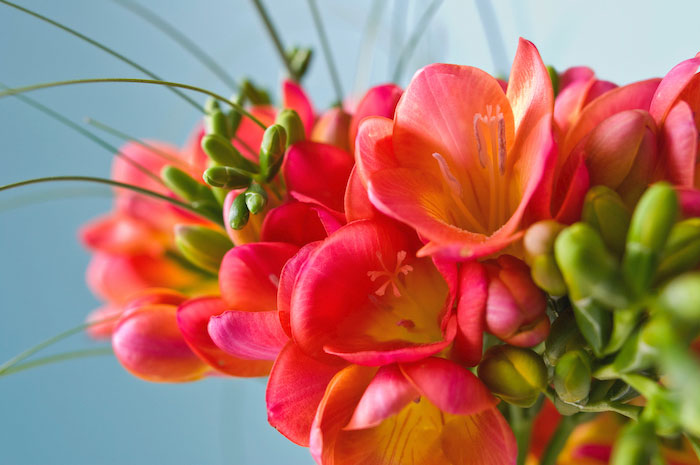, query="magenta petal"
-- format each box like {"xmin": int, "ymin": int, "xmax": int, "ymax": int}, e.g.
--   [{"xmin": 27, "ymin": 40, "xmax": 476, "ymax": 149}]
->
[
  {"xmin": 208, "ymin": 310, "xmax": 288, "ymax": 360},
  {"xmin": 400, "ymin": 357, "xmax": 497, "ymax": 415},
  {"xmin": 266, "ymin": 342, "xmax": 345, "ymax": 446},
  {"xmin": 650, "ymin": 56, "xmax": 700, "ymax": 124},
  {"xmin": 349, "ymin": 84, "xmax": 402, "ymax": 154},
  {"xmin": 454, "ymin": 260, "xmax": 488, "ymax": 366},
  {"xmin": 283, "ymin": 141, "xmax": 354, "ymax": 213},
  {"xmin": 261, "ymin": 202, "xmax": 329, "ymax": 247},
  {"xmin": 344, "ymin": 364, "xmax": 419, "ymax": 430},
  {"xmin": 283, "ymin": 79, "xmax": 315, "ymax": 137},
  {"xmin": 662, "ymin": 101, "xmax": 698, "ymax": 187}
]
